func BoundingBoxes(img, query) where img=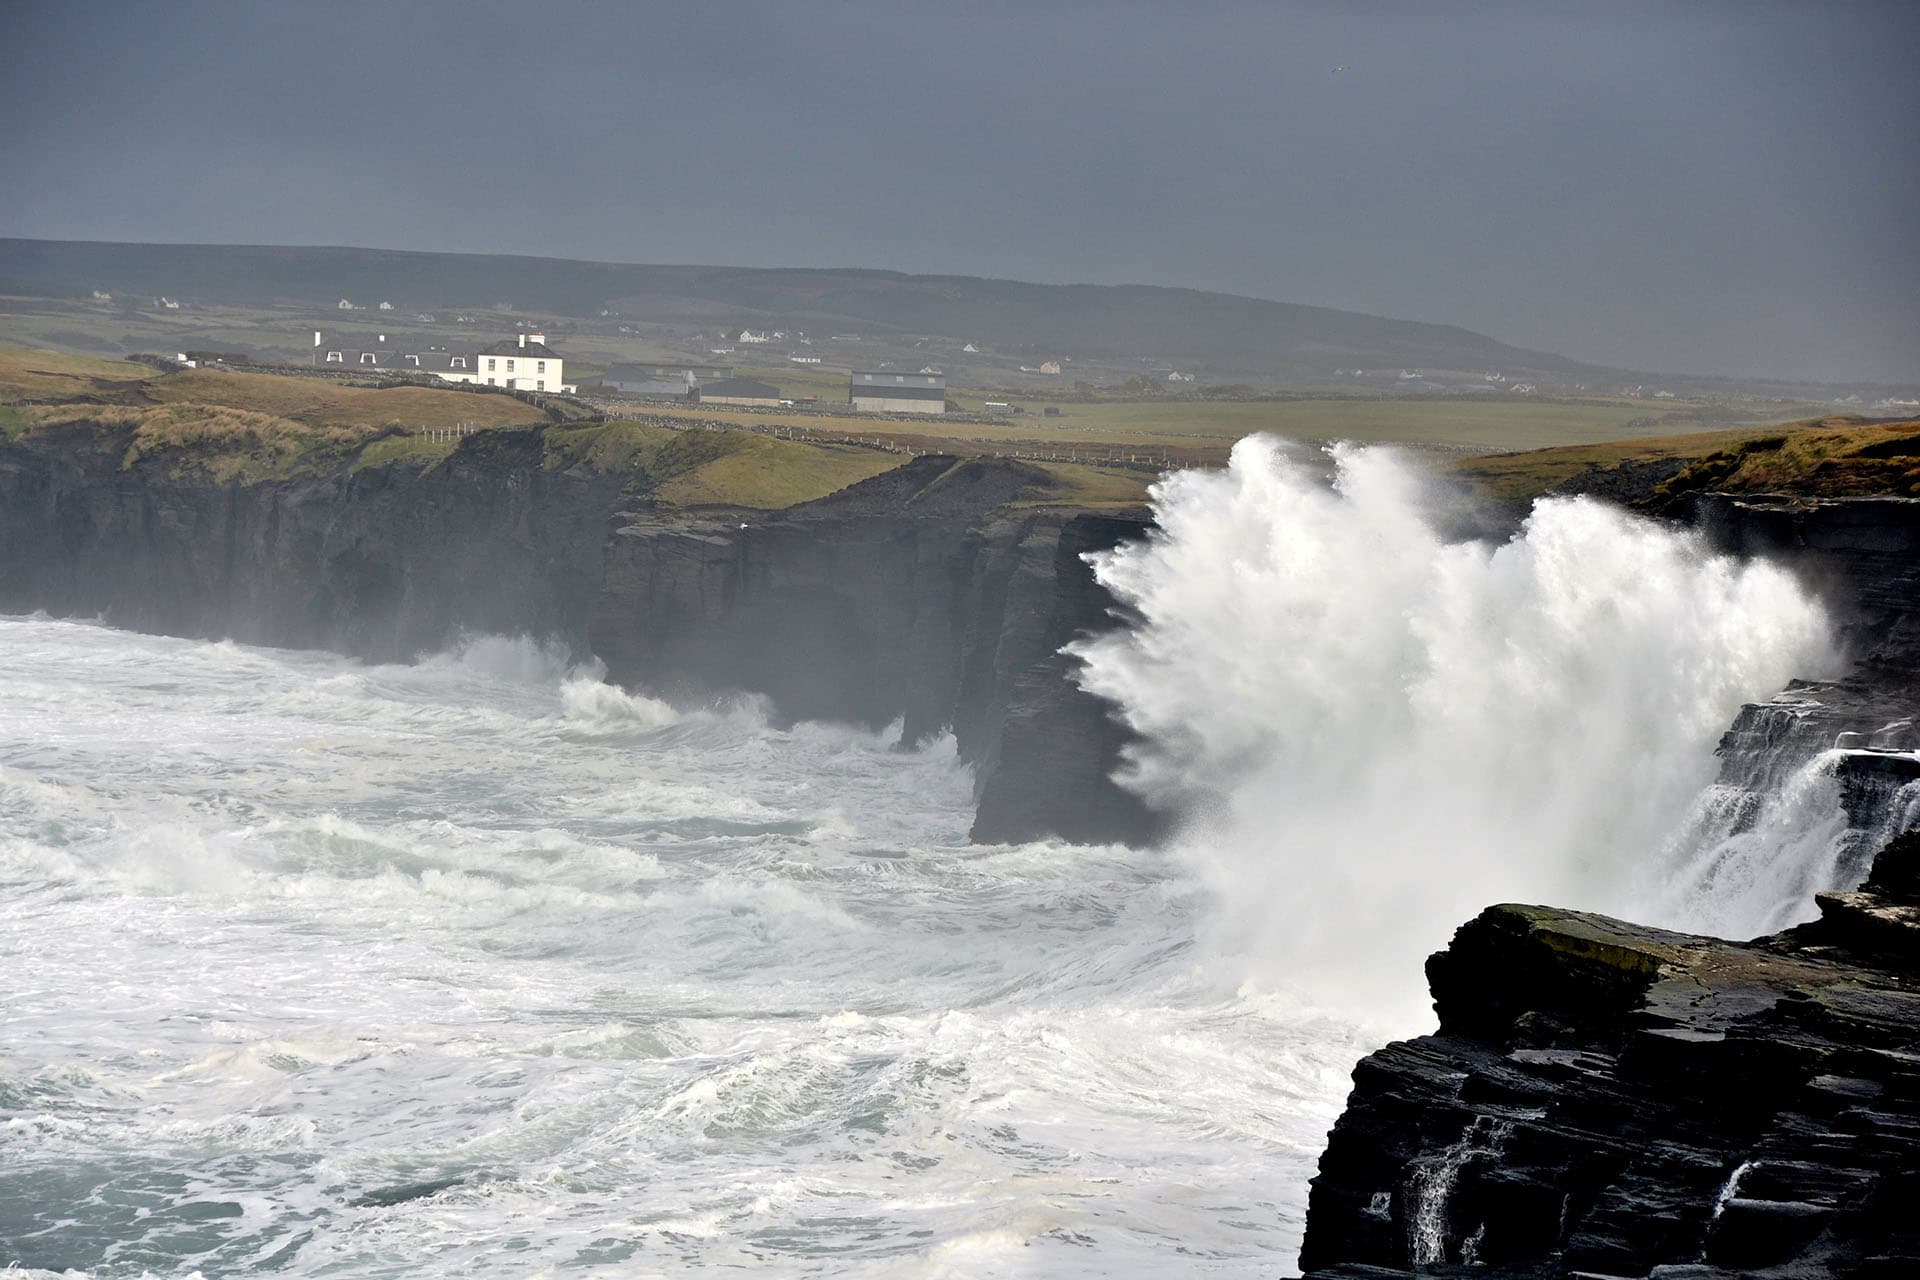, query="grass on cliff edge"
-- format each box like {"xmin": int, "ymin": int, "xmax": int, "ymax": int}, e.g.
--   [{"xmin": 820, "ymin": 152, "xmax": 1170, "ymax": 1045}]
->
[
  {"xmin": 0, "ymin": 346, "xmax": 553, "ymax": 480},
  {"xmin": 0, "ymin": 346, "xmax": 151, "ymax": 404},
  {"xmin": 1449, "ymin": 415, "xmax": 1920, "ymax": 505},
  {"xmin": 146, "ymin": 368, "xmax": 548, "ymax": 433},
  {"xmin": 541, "ymin": 420, "xmax": 906, "ymax": 509}
]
